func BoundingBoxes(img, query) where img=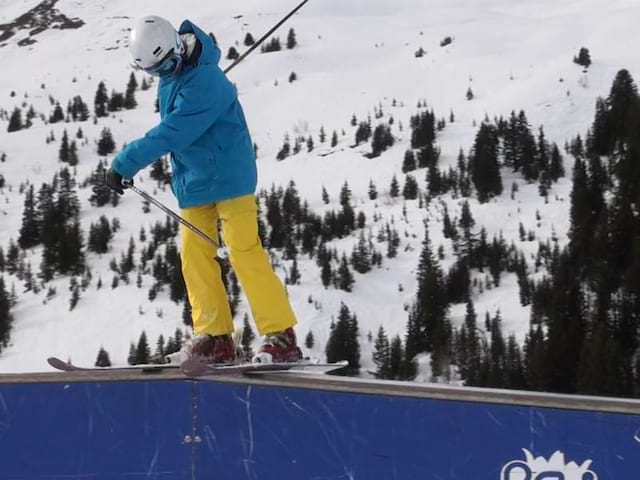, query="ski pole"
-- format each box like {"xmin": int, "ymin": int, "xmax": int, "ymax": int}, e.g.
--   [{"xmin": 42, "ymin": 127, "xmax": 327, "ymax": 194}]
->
[
  {"xmin": 123, "ymin": 180, "xmax": 228, "ymax": 259},
  {"xmin": 223, "ymin": 0, "xmax": 311, "ymax": 75}
]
